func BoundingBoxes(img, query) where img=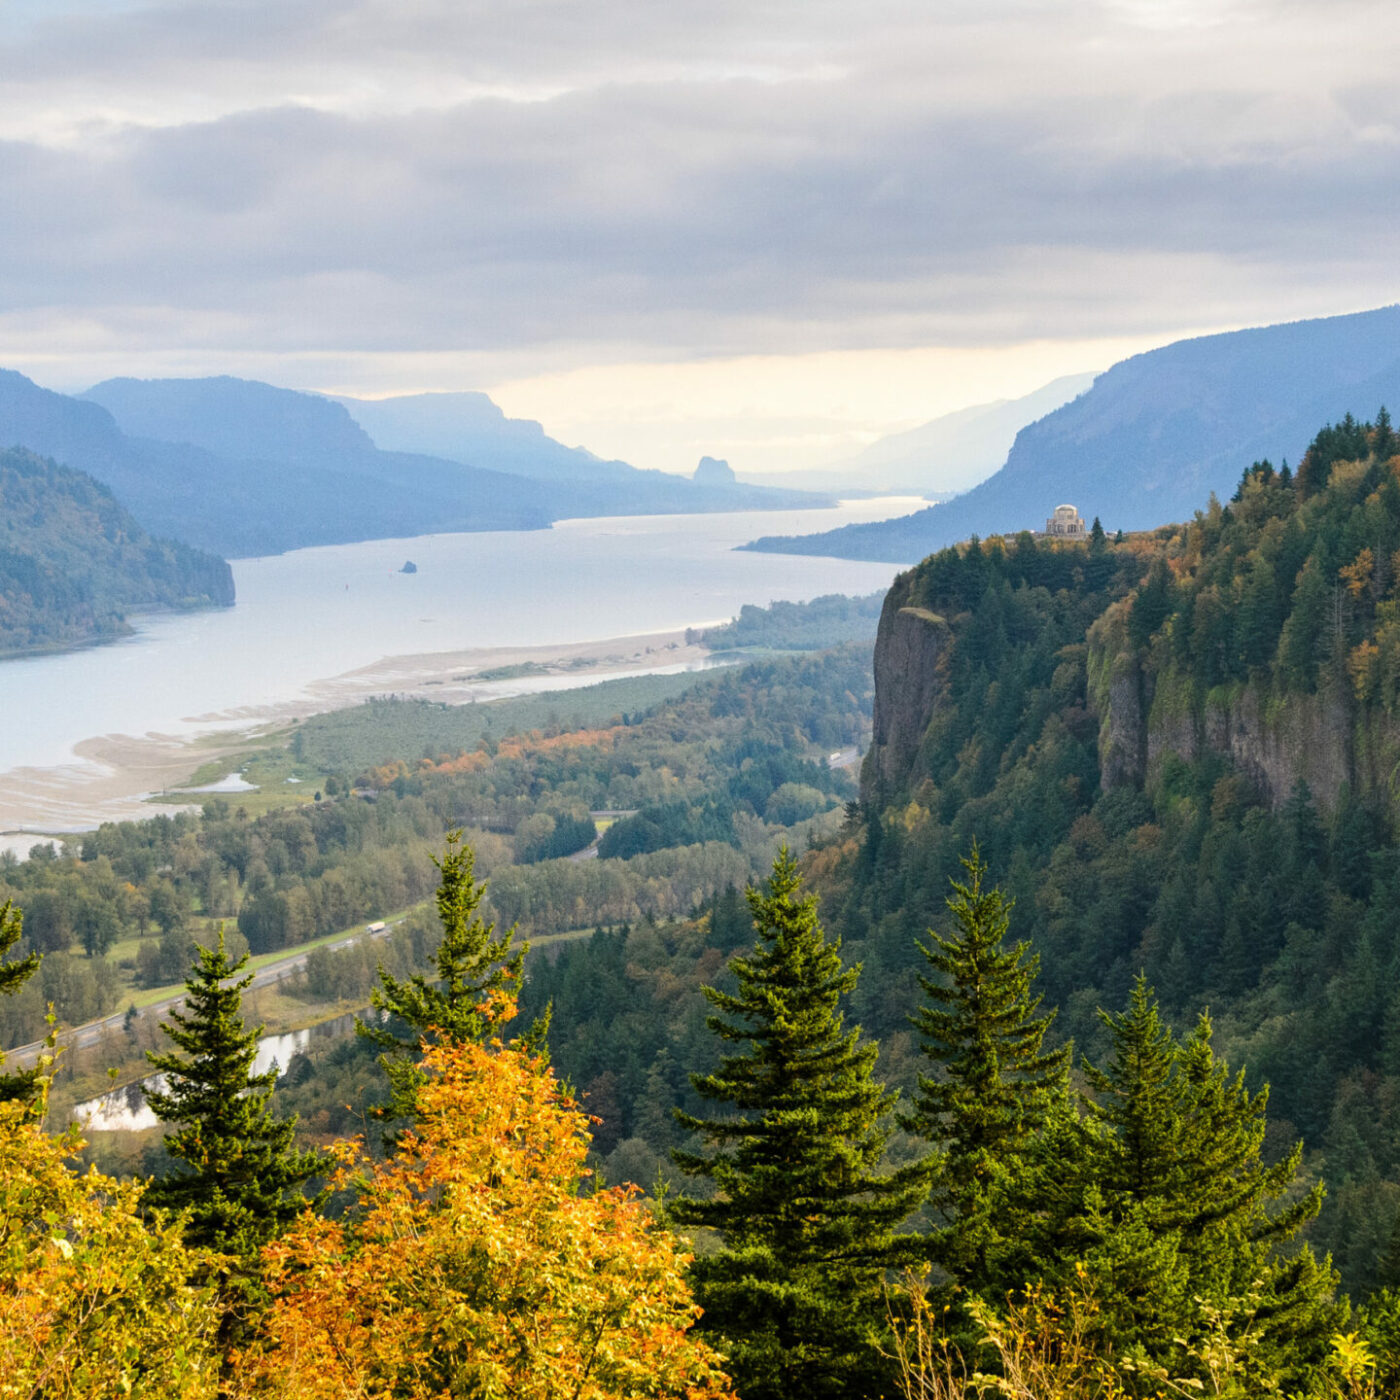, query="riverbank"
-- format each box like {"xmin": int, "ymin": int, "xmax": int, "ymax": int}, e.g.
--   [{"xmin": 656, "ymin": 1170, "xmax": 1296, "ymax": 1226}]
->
[{"xmin": 0, "ymin": 627, "xmax": 711, "ymax": 851}]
